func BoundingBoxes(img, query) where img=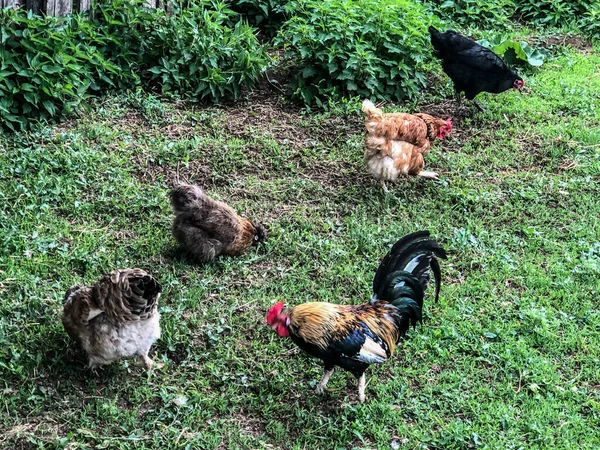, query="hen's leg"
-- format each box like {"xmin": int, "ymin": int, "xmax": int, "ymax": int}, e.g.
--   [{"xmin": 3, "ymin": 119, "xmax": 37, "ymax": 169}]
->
[
  {"xmin": 417, "ymin": 170, "xmax": 439, "ymax": 180},
  {"xmin": 139, "ymin": 350, "xmax": 163, "ymax": 370},
  {"xmin": 142, "ymin": 355, "xmax": 154, "ymax": 369},
  {"xmin": 380, "ymin": 180, "xmax": 389, "ymax": 193},
  {"xmin": 454, "ymin": 88, "xmax": 462, "ymax": 107},
  {"xmin": 315, "ymin": 366, "xmax": 335, "ymax": 394},
  {"xmin": 357, "ymin": 373, "xmax": 367, "ymax": 403}
]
